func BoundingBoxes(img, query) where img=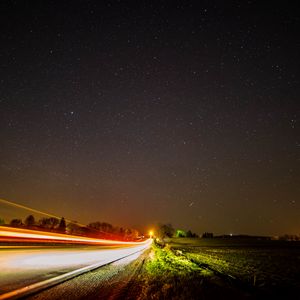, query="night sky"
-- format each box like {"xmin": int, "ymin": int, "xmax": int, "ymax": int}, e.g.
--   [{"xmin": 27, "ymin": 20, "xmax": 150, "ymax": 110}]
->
[{"xmin": 0, "ymin": 1, "xmax": 299, "ymax": 236}]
